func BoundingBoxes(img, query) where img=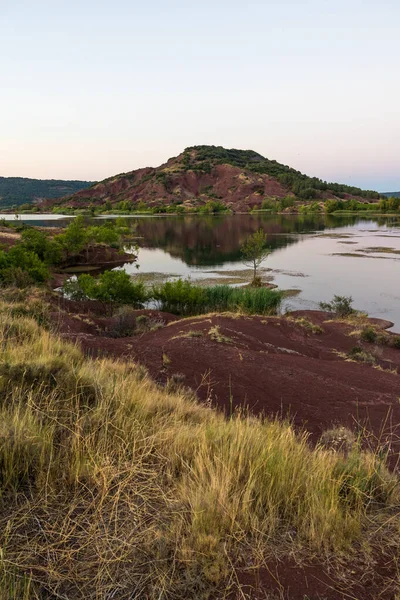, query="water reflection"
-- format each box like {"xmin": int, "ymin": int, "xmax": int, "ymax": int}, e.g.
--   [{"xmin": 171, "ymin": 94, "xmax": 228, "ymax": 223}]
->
[
  {"xmin": 124, "ymin": 213, "xmax": 379, "ymax": 267},
  {"xmin": 123, "ymin": 214, "xmax": 400, "ymax": 329}
]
